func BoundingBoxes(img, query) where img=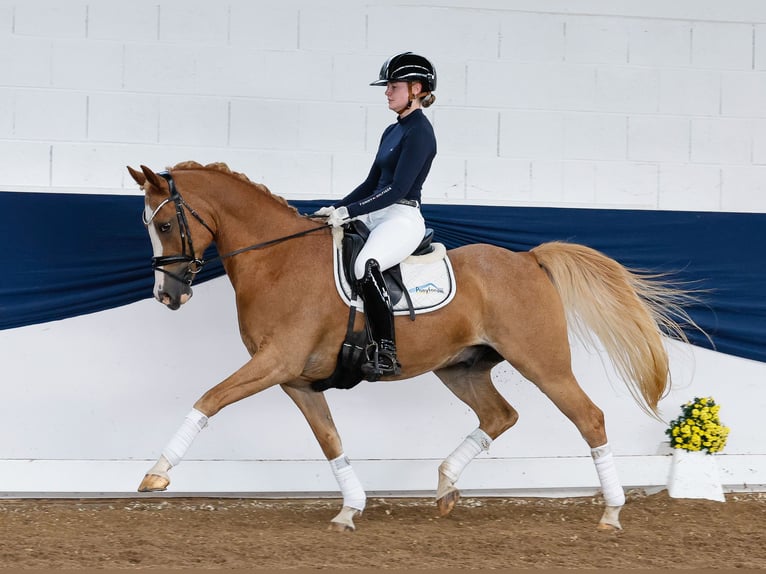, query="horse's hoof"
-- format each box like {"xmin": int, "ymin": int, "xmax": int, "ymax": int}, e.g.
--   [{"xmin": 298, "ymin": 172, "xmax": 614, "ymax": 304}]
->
[
  {"xmin": 327, "ymin": 520, "xmax": 355, "ymax": 533},
  {"xmin": 436, "ymin": 488, "xmax": 461, "ymax": 517},
  {"xmin": 138, "ymin": 473, "xmax": 170, "ymax": 492},
  {"xmin": 328, "ymin": 505, "xmax": 360, "ymax": 532},
  {"xmin": 597, "ymin": 505, "xmax": 623, "ymax": 531}
]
